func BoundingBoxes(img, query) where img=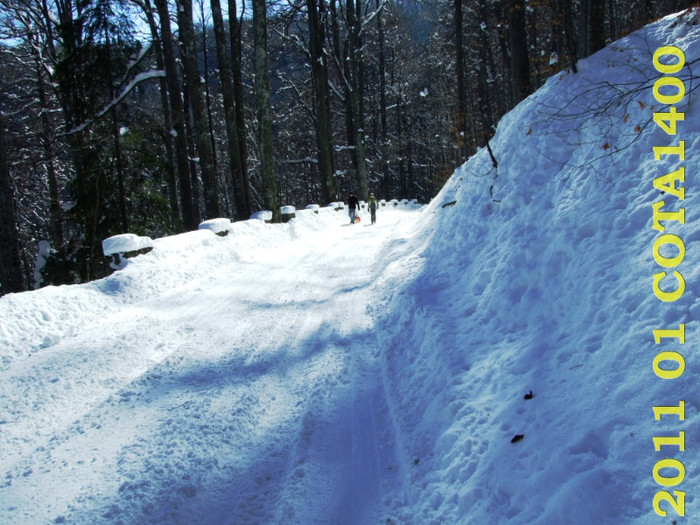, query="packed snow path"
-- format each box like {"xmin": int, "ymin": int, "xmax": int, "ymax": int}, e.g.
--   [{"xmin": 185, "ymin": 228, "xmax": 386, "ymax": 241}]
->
[{"xmin": 0, "ymin": 208, "xmax": 420, "ymax": 524}]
